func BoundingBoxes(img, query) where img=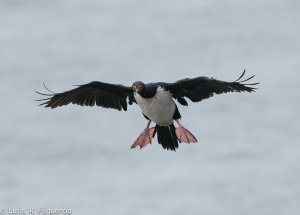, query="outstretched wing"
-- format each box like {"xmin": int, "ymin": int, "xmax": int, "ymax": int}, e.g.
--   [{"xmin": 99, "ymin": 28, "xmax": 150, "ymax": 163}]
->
[
  {"xmin": 162, "ymin": 70, "xmax": 258, "ymax": 106},
  {"xmin": 36, "ymin": 81, "xmax": 134, "ymax": 111}
]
